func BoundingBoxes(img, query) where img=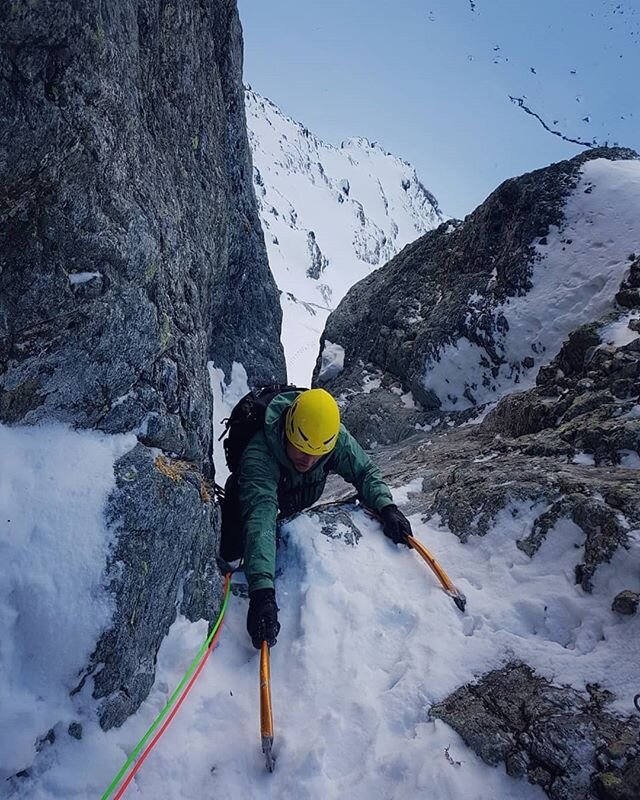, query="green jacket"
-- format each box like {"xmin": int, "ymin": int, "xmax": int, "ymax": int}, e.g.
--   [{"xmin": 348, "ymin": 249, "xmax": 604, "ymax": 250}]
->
[{"xmin": 238, "ymin": 391, "xmax": 394, "ymax": 592}]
